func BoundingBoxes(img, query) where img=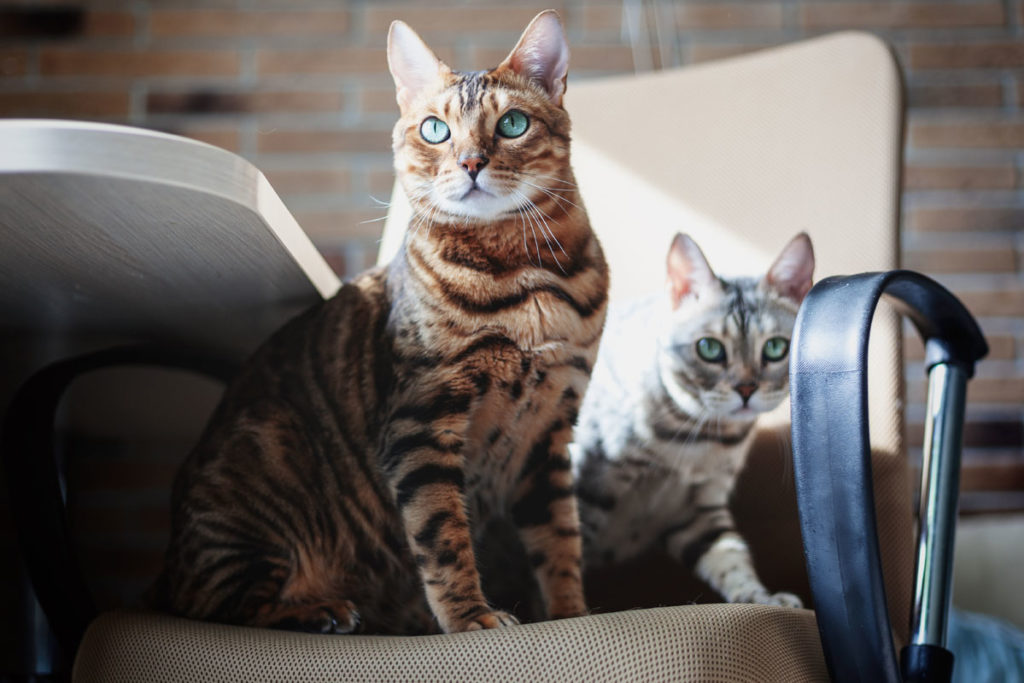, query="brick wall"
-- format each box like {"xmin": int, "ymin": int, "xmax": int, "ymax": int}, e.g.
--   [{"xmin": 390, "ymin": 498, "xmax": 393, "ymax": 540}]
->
[{"xmin": 1, "ymin": 0, "xmax": 1023, "ymax": 612}]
